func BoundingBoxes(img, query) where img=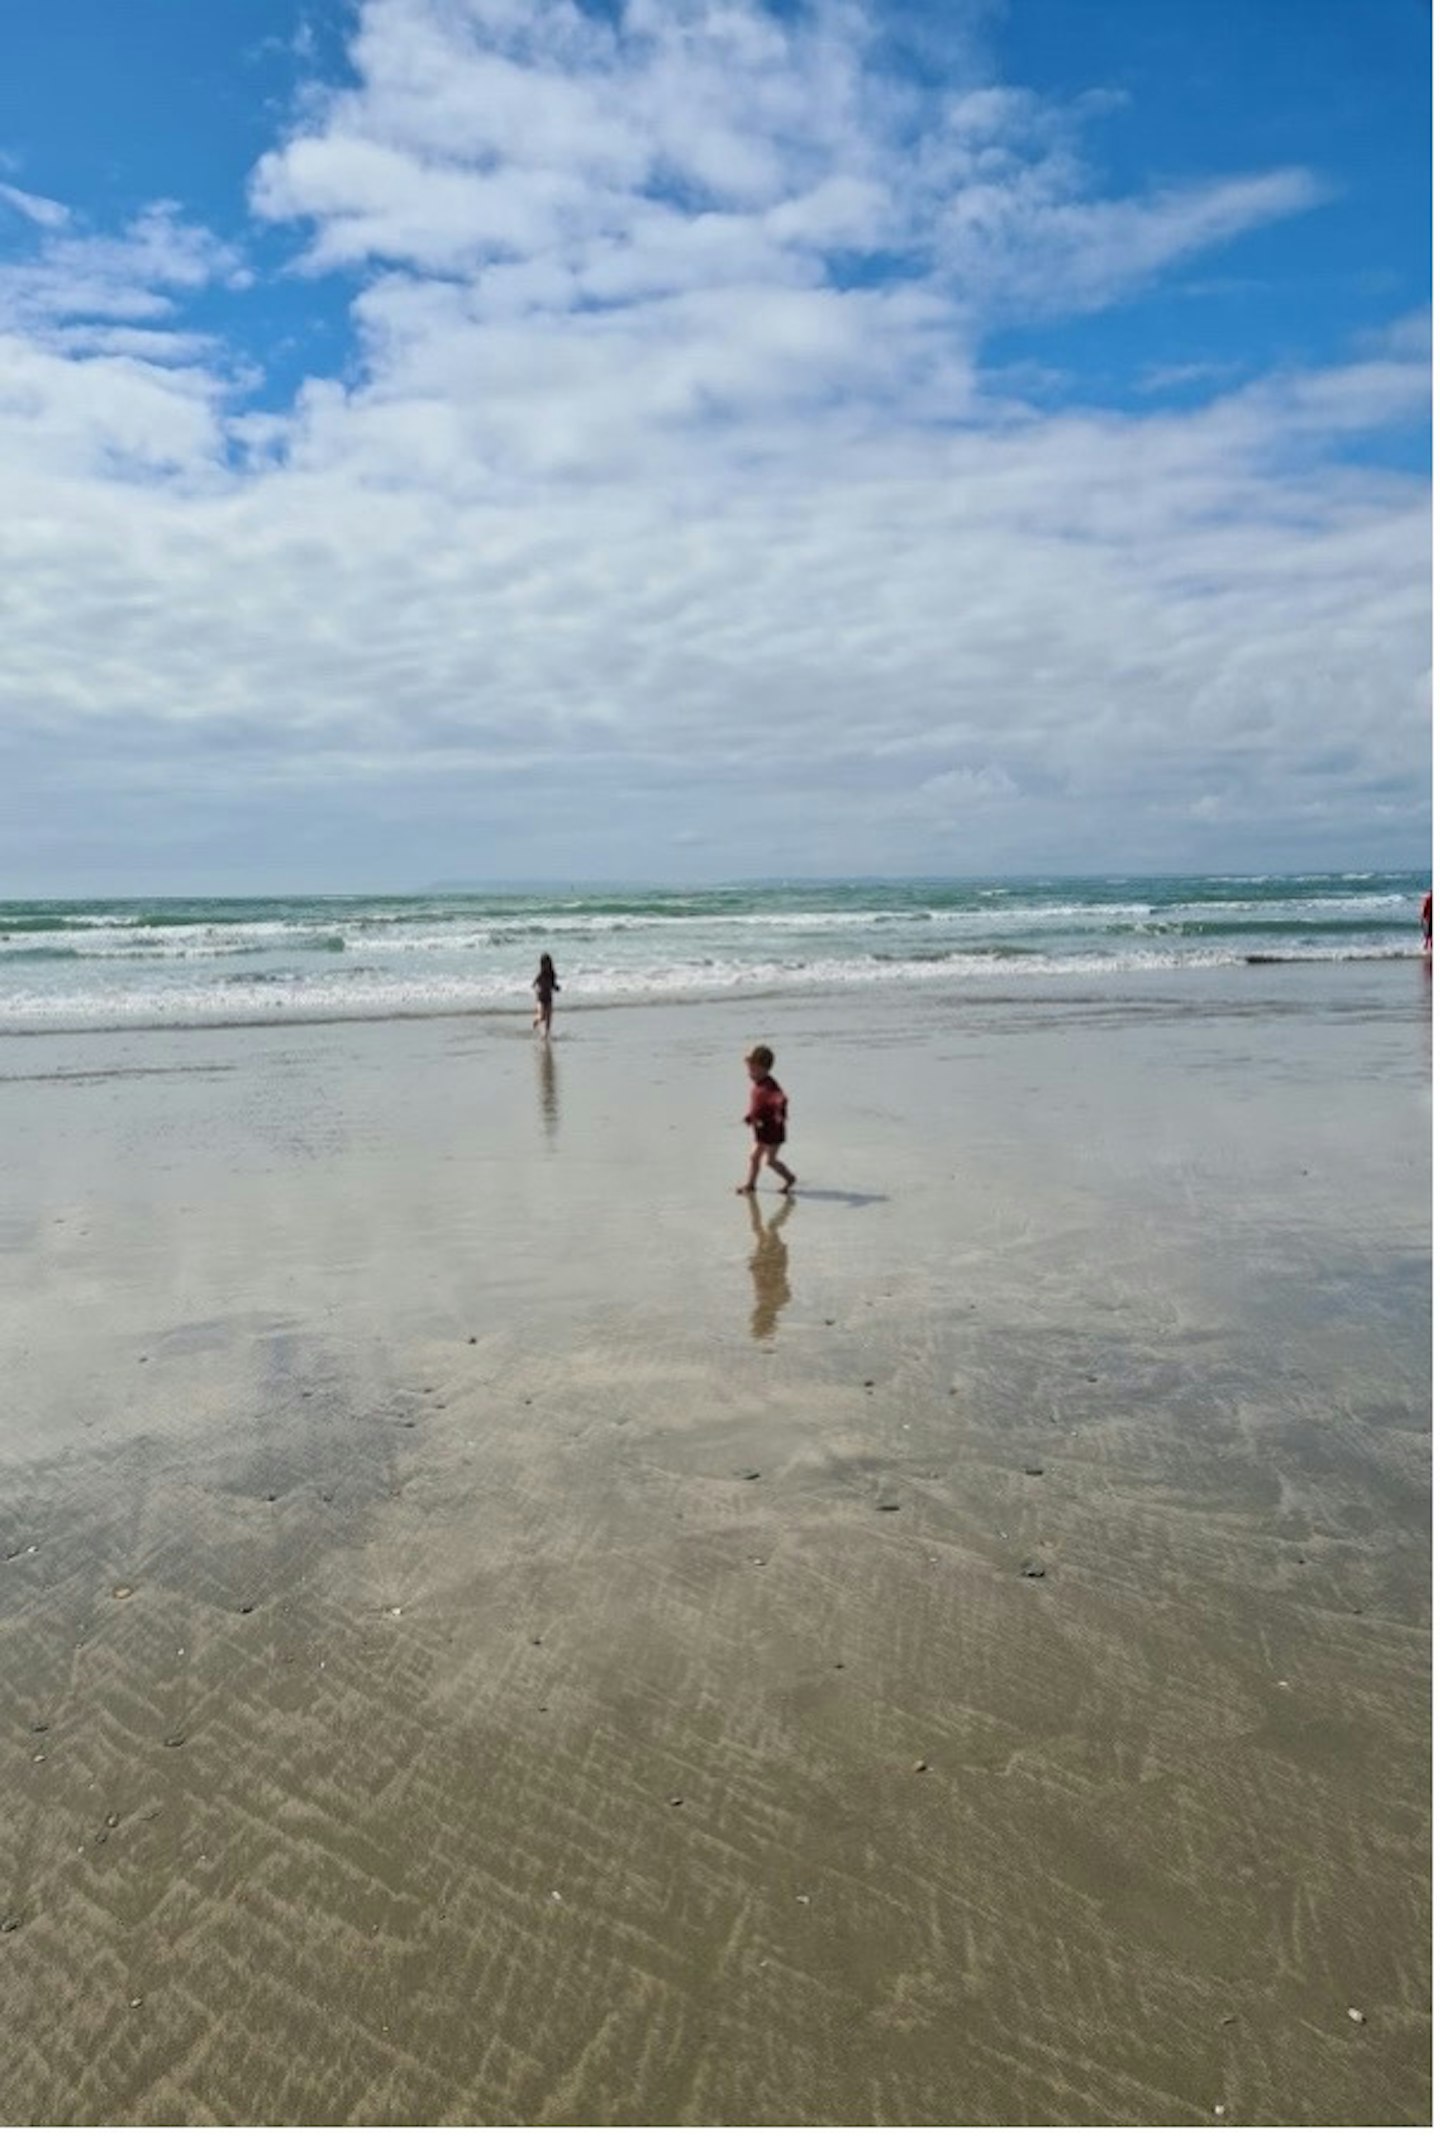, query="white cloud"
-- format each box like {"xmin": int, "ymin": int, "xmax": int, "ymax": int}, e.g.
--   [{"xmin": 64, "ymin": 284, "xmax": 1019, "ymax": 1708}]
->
[
  {"xmin": 938, "ymin": 168, "xmax": 1327, "ymax": 318},
  {"xmin": 0, "ymin": 335, "xmax": 227, "ymax": 476},
  {"xmin": 0, "ymin": 181, "xmax": 70, "ymax": 230},
  {"xmin": 0, "ymin": 201, "xmax": 248, "ymax": 479},
  {"xmin": 0, "ymin": 0, "xmax": 1427, "ymax": 885},
  {"xmin": 233, "ymin": 0, "xmax": 1335, "ymax": 504},
  {"xmin": 252, "ymin": 0, "xmax": 1319, "ymax": 336},
  {"xmin": 0, "ymin": 202, "xmax": 248, "ymax": 337}
]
